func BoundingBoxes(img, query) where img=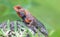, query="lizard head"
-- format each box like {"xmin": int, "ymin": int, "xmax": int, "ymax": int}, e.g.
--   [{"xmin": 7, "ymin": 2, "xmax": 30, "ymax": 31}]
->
[{"xmin": 14, "ymin": 5, "xmax": 25, "ymax": 18}]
